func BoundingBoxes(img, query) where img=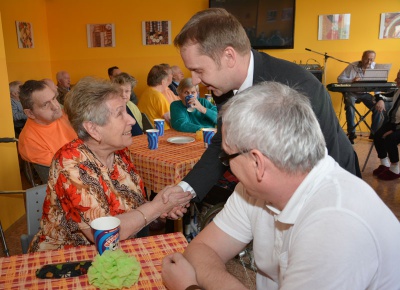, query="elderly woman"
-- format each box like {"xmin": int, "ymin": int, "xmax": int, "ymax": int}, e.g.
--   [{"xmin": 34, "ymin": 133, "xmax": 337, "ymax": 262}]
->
[
  {"xmin": 112, "ymin": 72, "xmax": 143, "ymax": 136},
  {"xmin": 170, "ymin": 78, "xmax": 217, "ymax": 133},
  {"xmin": 29, "ymin": 77, "xmax": 192, "ymax": 252}
]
